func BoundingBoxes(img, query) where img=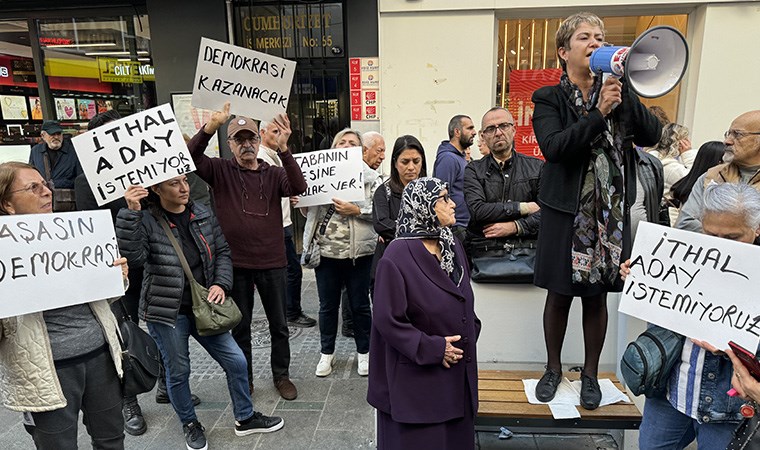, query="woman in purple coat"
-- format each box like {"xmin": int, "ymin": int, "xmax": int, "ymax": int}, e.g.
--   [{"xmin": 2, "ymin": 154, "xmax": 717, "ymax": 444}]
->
[{"xmin": 368, "ymin": 177, "xmax": 480, "ymax": 450}]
